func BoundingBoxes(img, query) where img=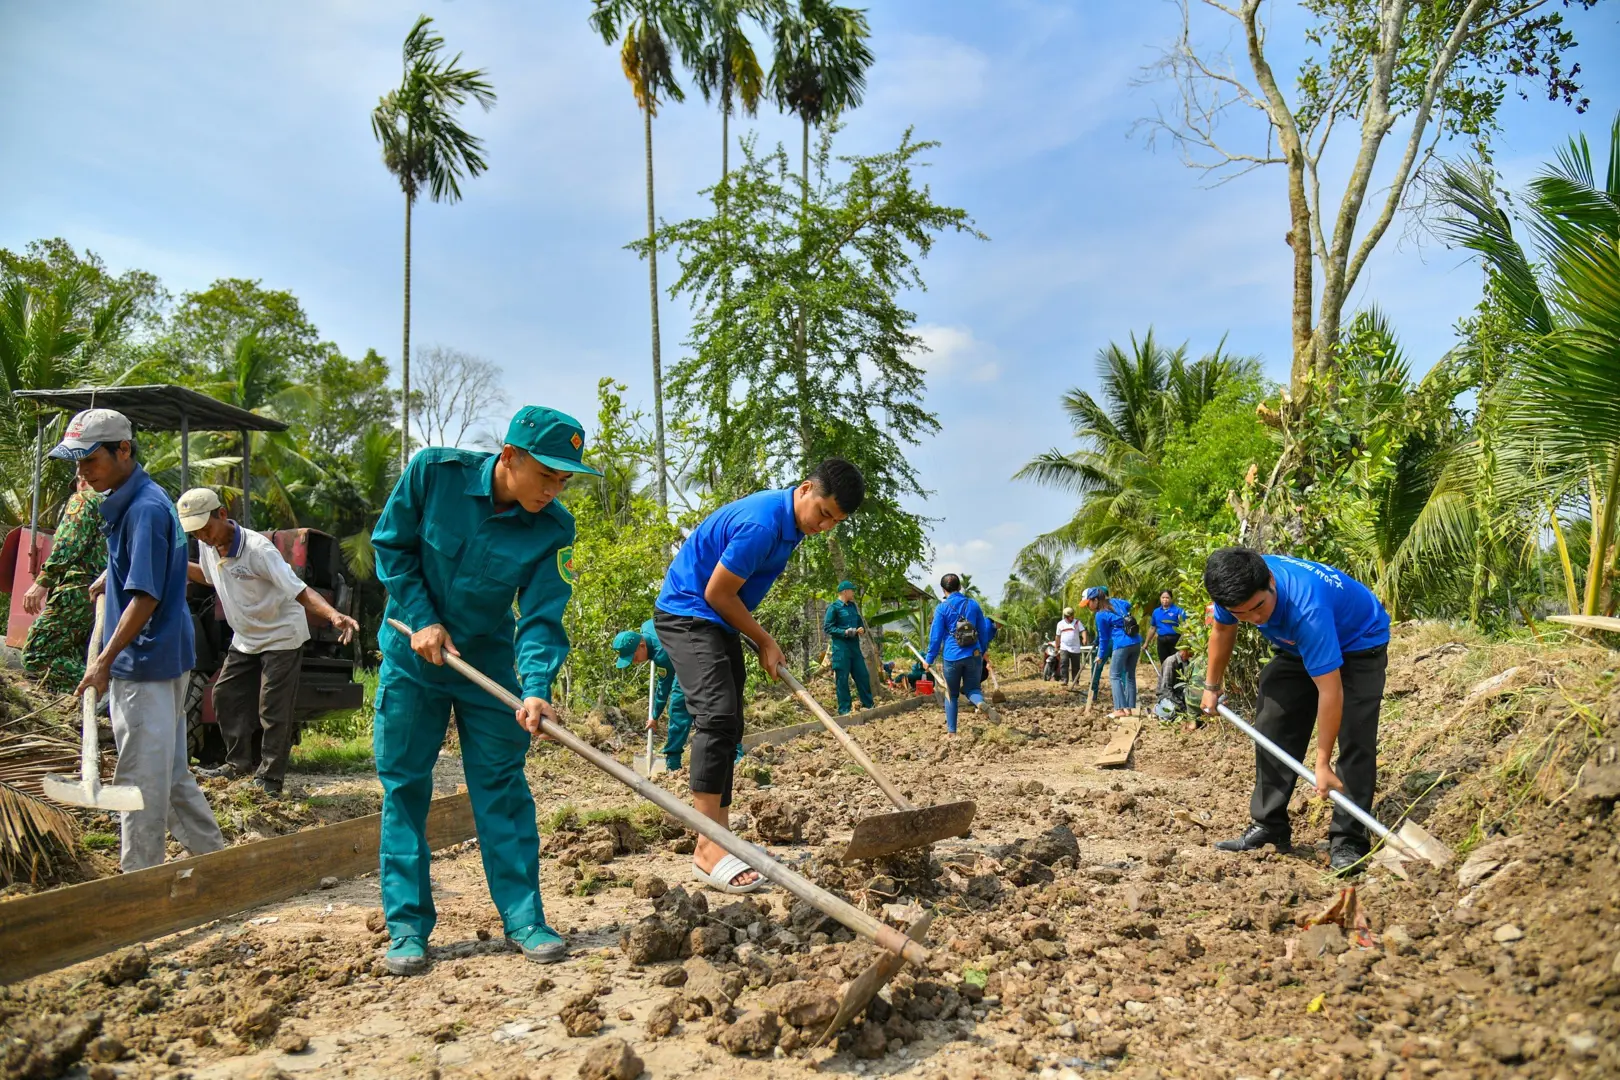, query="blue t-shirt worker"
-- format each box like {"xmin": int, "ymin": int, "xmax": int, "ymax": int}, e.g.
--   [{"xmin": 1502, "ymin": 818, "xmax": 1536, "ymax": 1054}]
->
[
  {"xmin": 52, "ymin": 408, "xmax": 225, "ymax": 873},
  {"xmin": 1200, "ymin": 548, "xmax": 1392, "ymax": 874},
  {"xmin": 656, "ymin": 458, "xmax": 865, "ymax": 894},
  {"xmin": 924, "ymin": 573, "xmax": 996, "ymax": 735},
  {"xmin": 1150, "ymin": 589, "xmax": 1188, "ymax": 664}
]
